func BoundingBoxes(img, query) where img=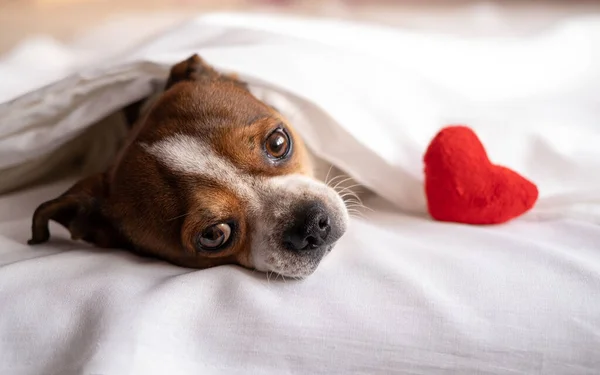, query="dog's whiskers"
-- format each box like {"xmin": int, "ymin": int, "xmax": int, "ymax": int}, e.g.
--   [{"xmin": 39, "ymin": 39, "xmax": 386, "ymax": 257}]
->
[
  {"xmin": 348, "ymin": 206, "xmax": 374, "ymax": 215},
  {"xmin": 324, "ymin": 164, "xmax": 335, "ymax": 186},
  {"xmin": 344, "ymin": 194, "xmax": 374, "ymax": 219},
  {"xmin": 346, "ymin": 200, "xmax": 373, "ymax": 210},
  {"xmin": 339, "ymin": 186, "xmax": 362, "ymax": 195},
  {"xmin": 347, "ymin": 207, "xmax": 367, "ymax": 215},
  {"xmin": 337, "ymin": 188, "xmax": 364, "ymax": 201},
  {"xmin": 340, "ymin": 192, "xmax": 362, "ymax": 203},
  {"xmin": 343, "ymin": 197, "xmax": 371, "ymax": 209},
  {"xmin": 346, "ymin": 205, "xmax": 367, "ymax": 212},
  {"xmin": 332, "ymin": 177, "xmax": 356, "ymax": 191},
  {"xmin": 327, "ymin": 174, "xmax": 350, "ymax": 186},
  {"xmin": 344, "ymin": 200, "xmax": 364, "ymax": 208},
  {"xmin": 337, "ymin": 183, "xmax": 364, "ymax": 194},
  {"xmin": 327, "ymin": 177, "xmax": 373, "ymax": 219},
  {"xmin": 327, "ymin": 174, "xmax": 351, "ymax": 188},
  {"xmin": 166, "ymin": 208, "xmax": 201, "ymax": 222}
]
